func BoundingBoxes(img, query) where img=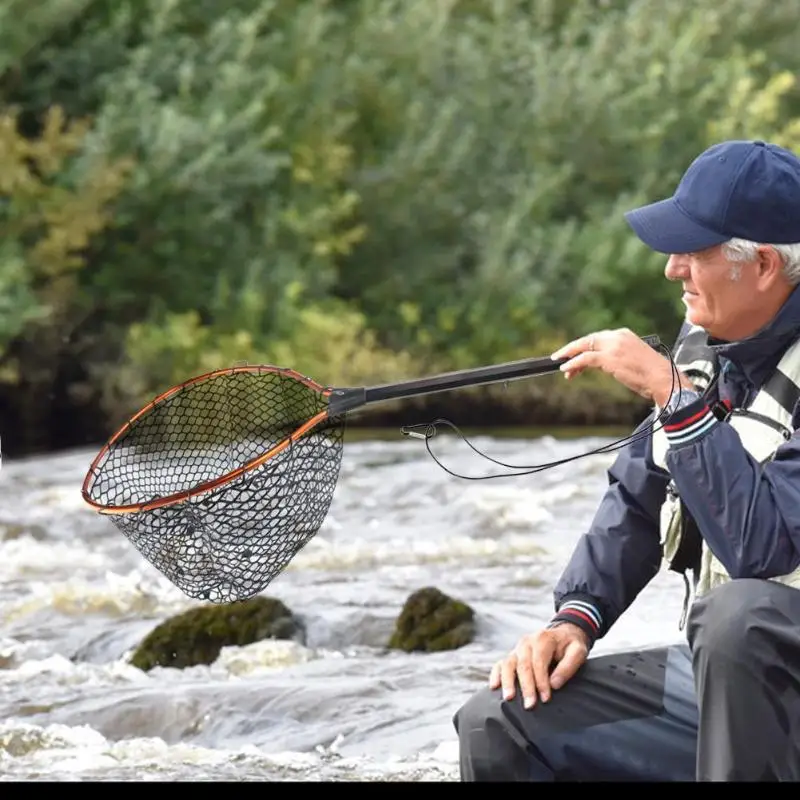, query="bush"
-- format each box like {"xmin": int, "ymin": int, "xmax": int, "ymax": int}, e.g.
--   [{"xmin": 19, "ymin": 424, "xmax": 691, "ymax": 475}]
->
[{"xmin": 3, "ymin": 0, "xmax": 800, "ymax": 451}]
